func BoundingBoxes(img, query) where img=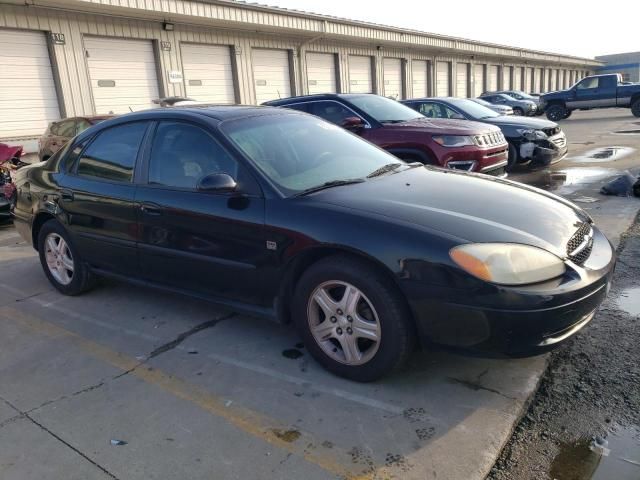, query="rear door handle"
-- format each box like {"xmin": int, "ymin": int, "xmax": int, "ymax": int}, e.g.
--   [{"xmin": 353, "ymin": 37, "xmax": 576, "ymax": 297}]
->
[
  {"xmin": 140, "ymin": 203, "xmax": 162, "ymax": 215},
  {"xmin": 60, "ymin": 189, "xmax": 74, "ymax": 201}
]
